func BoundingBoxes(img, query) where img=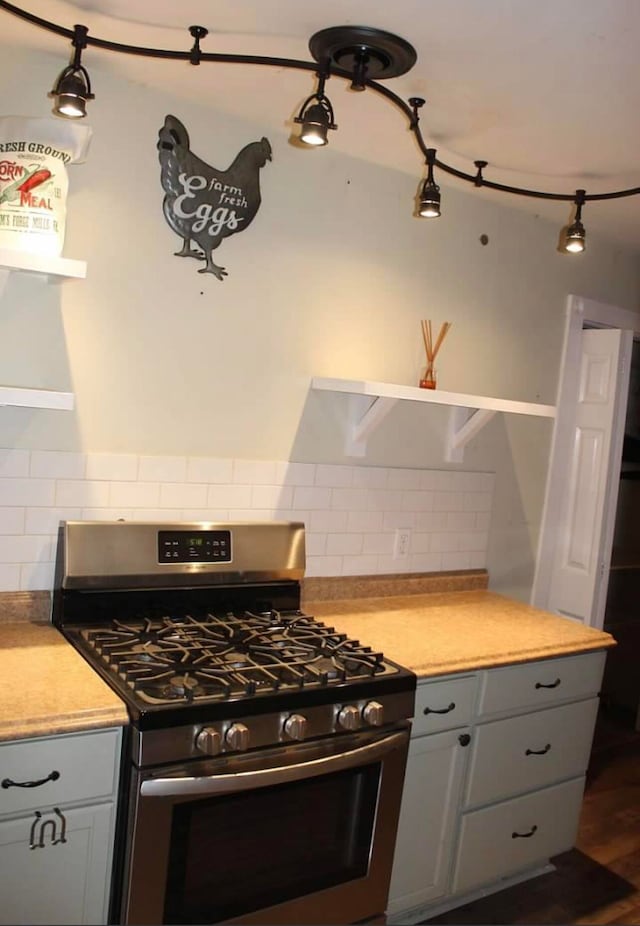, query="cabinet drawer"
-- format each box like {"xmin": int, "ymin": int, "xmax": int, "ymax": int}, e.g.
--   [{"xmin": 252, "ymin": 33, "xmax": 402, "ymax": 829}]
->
[
  {"xmin": 465, "ymin": 697, "xmax": 598, "ymax": 807},
  {"xmin": 0, "ymin": 728, "xmax": 121, "ymax": 818},
  {"xmin": 413, "ymin": 675, "xmax": 477, "ymax": 735},
  {"xmin": 453, "ymin": 776, "xmax": 585, "ymax": 895},
  {"xmin": 477, "ymin": 650, "xmax": 606, "ymax": 717}
]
